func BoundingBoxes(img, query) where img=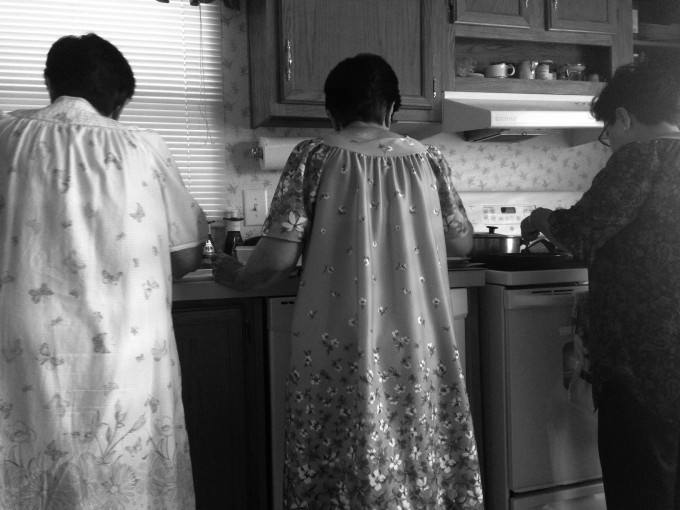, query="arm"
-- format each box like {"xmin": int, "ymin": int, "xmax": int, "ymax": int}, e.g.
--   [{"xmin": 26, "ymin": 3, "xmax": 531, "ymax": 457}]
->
[
  {"xmin": 212, "ymin": 237, "xmax": 302, "ymax": 290},
  {"xmin": 445, "ymin": 218, "xmax": 474, "ymax": 257},
  {"xmin": 171, "ymin": 244, "xmax": 204, "ymax": 279},
  {"xmin": 142, "ymin": 130, "xmax": 208, "ymax": 270},
  {"xmin": 426, "ymin": 145, "xmax": 474, "ymax": 257},
  {"xmin": 524, "ymin": 143, "xmax": 655, "ymax": 260}
]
